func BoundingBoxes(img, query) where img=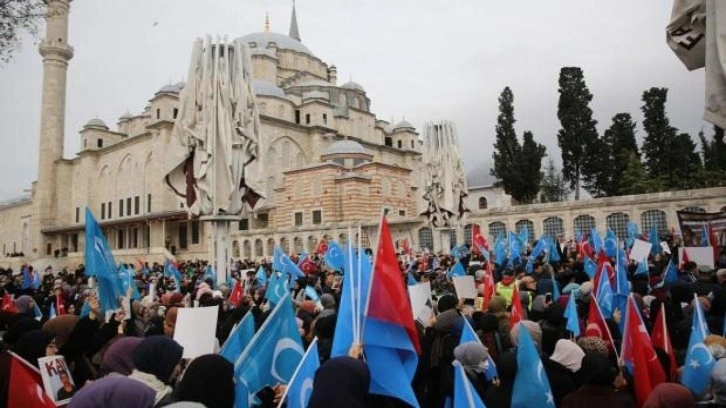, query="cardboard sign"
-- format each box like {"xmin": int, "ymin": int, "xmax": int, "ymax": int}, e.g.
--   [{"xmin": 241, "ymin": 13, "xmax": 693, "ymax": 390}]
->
[
  {"xmin": 174, "ymin": 305, "xmax": 219, "ymax": 359},
  {"xmin": 452, "ymin": 275, "xmax": 478, "ymax": 300},
  {"xmin": 38, "ymin": 355, "xmax": 76, "ymax": 405},
  {"xmin": 407, "ymin": 282, "xmax": 432, "ymax": 323},
  {"xmin": 679, "ymin": 247, "xmax": 715, "ymax": 269},
  {"xmin": 660, "ymin": 241, "xmax": 671, "ymax": 254},
  {"xmin": 629, "ymin": 239, "xmax": 653, "ymax": 261}
]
